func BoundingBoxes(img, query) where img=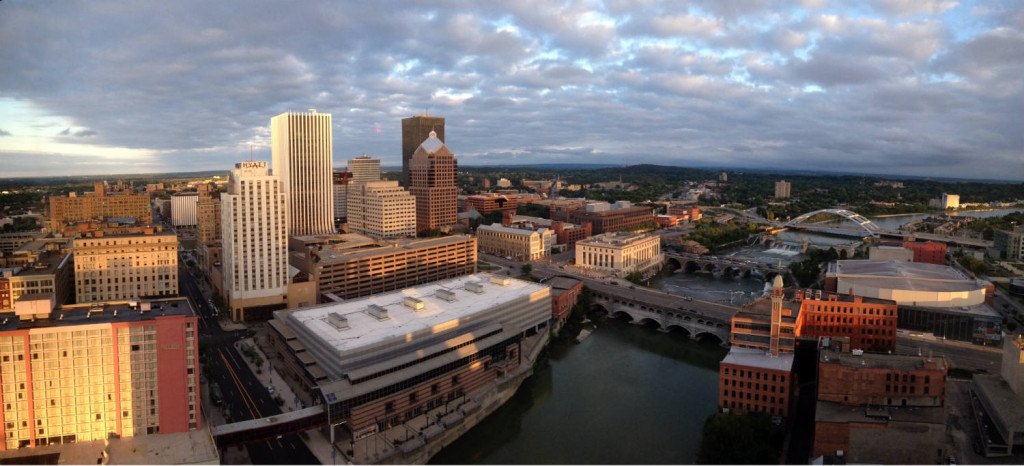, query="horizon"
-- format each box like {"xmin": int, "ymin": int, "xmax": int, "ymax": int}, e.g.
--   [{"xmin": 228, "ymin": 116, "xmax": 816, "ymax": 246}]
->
[{"xmin": 1, "ymin": 1, "xmax": 1021, "ymax": 180}]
